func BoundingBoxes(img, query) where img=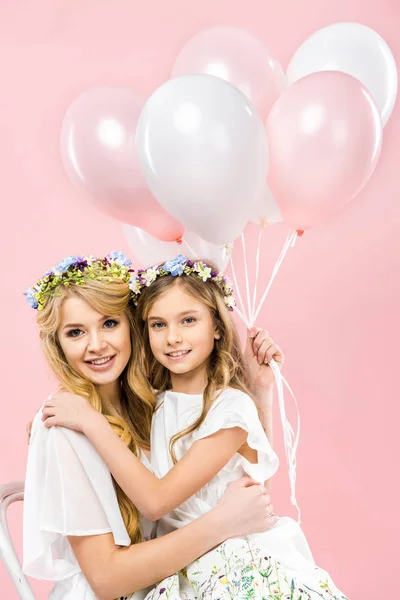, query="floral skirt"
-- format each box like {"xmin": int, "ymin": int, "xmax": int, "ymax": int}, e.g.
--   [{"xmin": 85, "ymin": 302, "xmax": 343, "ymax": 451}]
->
[{"xmin": 125, "ymin": 538, "xmax": 348, "ymax": 600}]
